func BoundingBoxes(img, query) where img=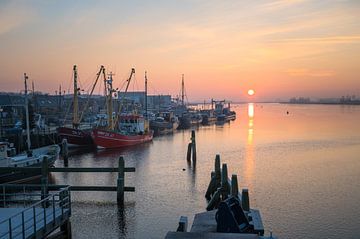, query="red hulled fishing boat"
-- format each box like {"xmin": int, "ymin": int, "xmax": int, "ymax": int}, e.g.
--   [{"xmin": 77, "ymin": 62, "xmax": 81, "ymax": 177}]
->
[
  {"xmin": 91, "ymin": 69, "xmax": 153, "ymax": 149},
  {"xmin": 58, "ymin": 65, "xmax": 105, "ymax": 147}
]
